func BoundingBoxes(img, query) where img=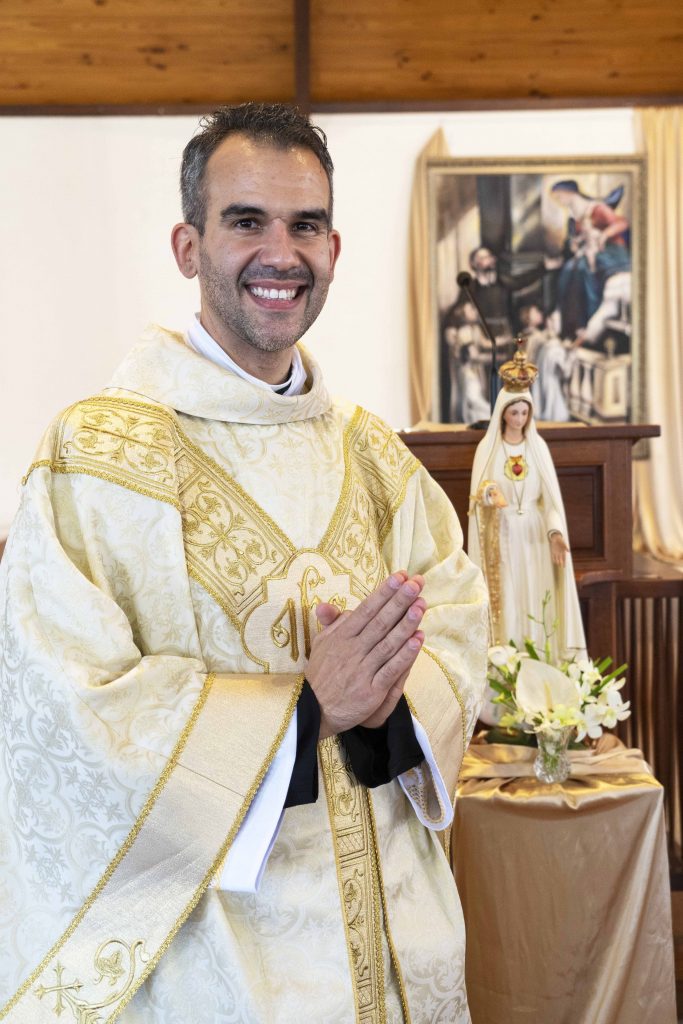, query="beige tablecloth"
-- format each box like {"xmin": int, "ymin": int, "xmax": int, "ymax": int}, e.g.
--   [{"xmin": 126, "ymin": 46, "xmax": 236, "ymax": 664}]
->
[{"xmin": 453, "ymin": 738, "xmax": 677, "ymax": 1024}]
